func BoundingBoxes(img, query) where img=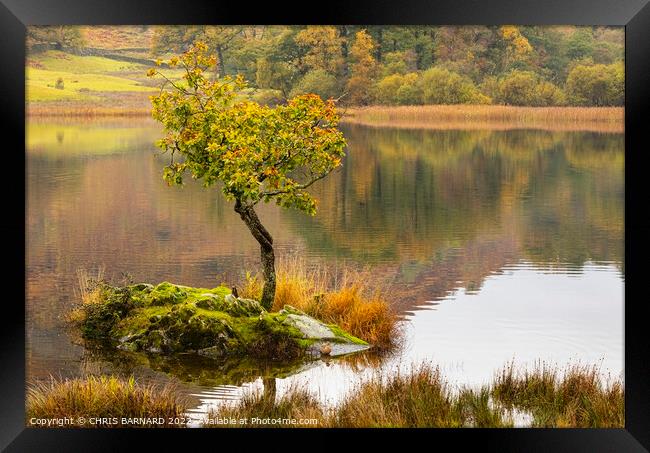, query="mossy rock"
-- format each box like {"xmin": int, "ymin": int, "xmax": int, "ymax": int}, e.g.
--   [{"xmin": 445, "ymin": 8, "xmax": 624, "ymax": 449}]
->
[{"xmin": 76, "ymin": 282, "xmax": 369, "ymax": 361}]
